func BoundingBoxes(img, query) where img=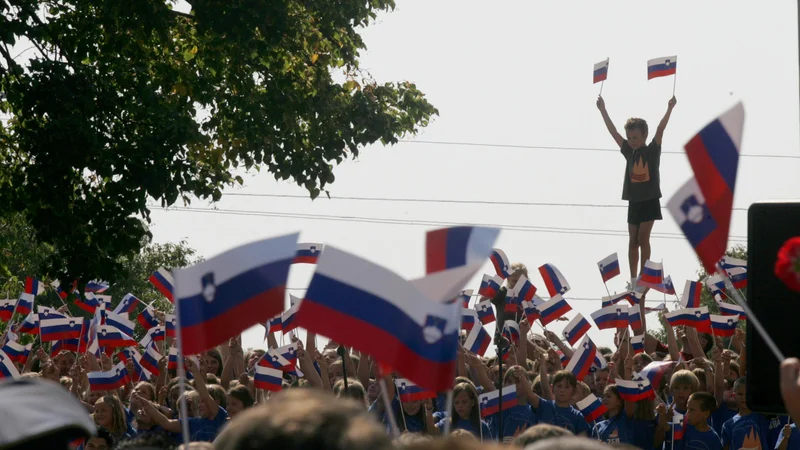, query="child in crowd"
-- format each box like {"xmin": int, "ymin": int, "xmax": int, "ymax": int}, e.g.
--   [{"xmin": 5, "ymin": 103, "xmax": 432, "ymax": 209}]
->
[
  {"xmin": 683, "ymin": 392, "xmax": 722, "ymax": 450},
  {"xmin": 592, "ymin": 385, "xmax": 632, "ymax": 444},
  {"xmin": 525, "ymin": 370, "xmax": 591, "ymax": 435},
  {"xmin": 721, "ymin": 377, "xmax": 771, "ymax": 450},
  {"xmin": 436, "ymin": 382, "xmax": 492, "ymax": 440}
]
